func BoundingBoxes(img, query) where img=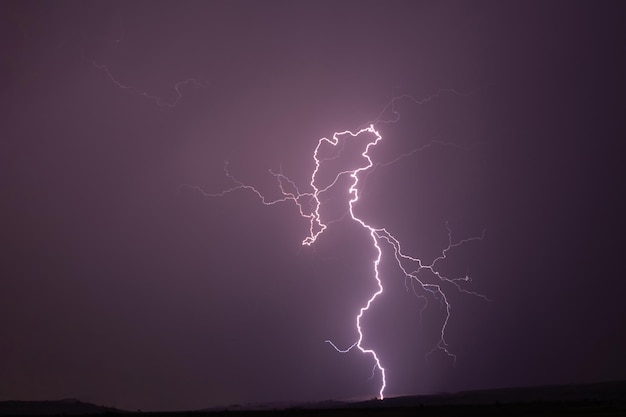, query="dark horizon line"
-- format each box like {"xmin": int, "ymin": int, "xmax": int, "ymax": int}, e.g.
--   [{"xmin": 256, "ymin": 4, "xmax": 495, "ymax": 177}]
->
[{"xmin": 2, "ymin": 379, "xmax": 626, "ymax": 414}]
